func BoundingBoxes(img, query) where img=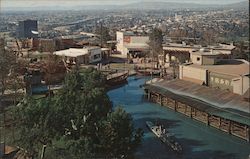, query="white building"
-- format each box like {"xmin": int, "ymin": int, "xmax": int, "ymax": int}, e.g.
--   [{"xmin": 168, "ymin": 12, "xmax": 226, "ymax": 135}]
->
[
  {"xmin": 162, "ymin": 43, "xmax": 236, "ymax": 67},
  {"xmin": 179, "ymin": 50, "xmax": 249, "ymax": 95},
  {"xmin": 54, "ymin": 47, "xmax": 102, "ymax": 65},
  {"xmin": 116, "ymin": 31, "xmax": 149, "ymax": 56}
]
